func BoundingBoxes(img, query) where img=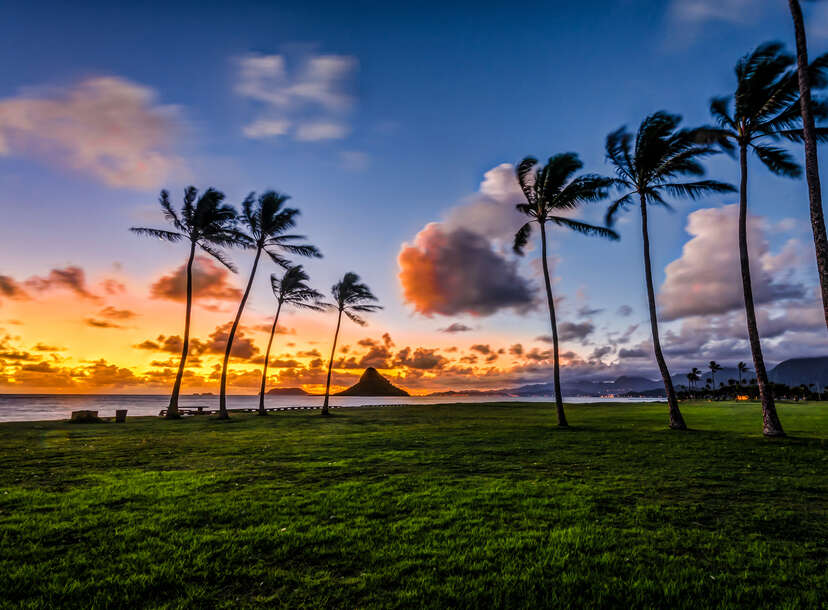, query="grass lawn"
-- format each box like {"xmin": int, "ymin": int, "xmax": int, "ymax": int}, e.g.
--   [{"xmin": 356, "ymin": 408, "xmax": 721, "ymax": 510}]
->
[{"xmin": 0, "ymin": 401, "xmax": 826, "ymax": 608}]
